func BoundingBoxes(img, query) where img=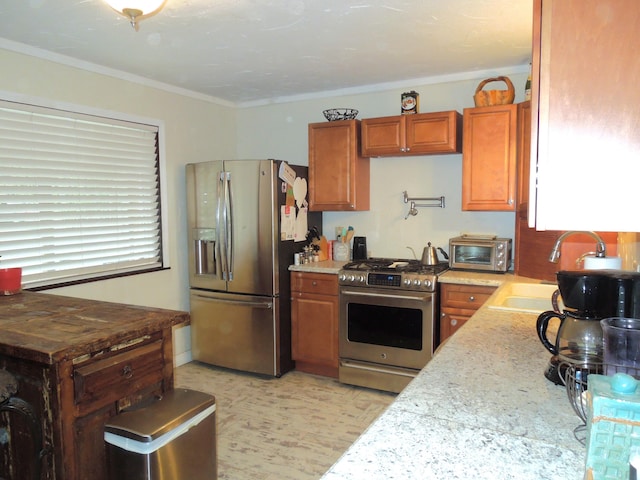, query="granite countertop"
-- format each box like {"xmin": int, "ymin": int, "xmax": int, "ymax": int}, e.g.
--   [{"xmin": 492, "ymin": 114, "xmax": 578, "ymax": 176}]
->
[
  {"xmin": 322, "ymin": 278, "xmax": 585, "ymax": 480},
  {"xmin": 289, "ymin": 260, "xmax": 348, "ymax": 274},
  {"xmin": 439, "ymin": 269, "xmax": 516, "ymax": 287},
  {"xmin": 0, "ymin": 291, "xmax": 189, "ymax": 364},
  {"xmin": 290, "ymin": 262, "xmax": 521, "ymax": 287}
]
